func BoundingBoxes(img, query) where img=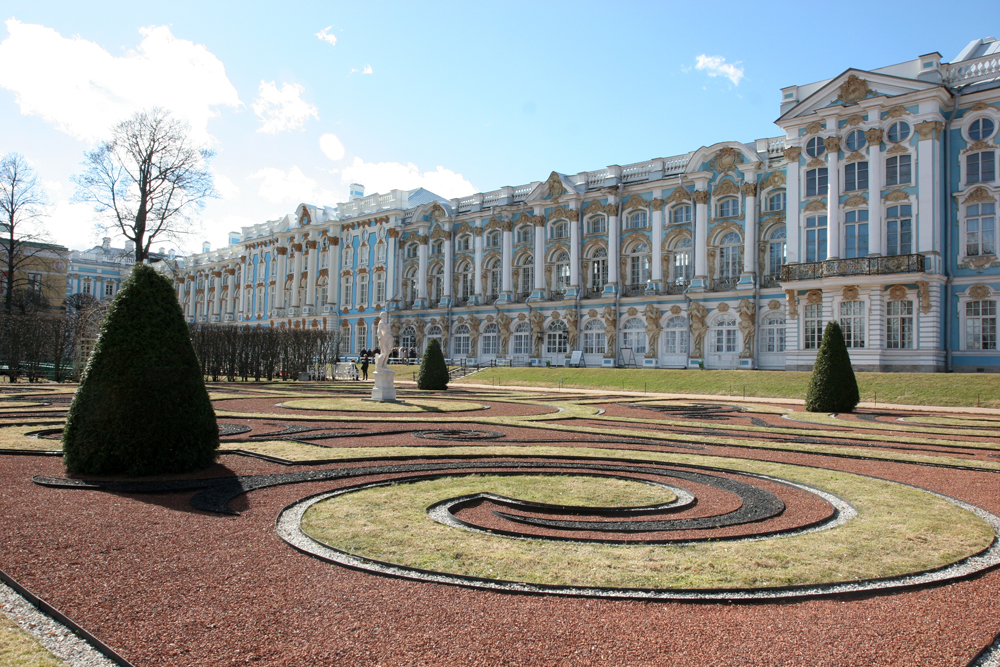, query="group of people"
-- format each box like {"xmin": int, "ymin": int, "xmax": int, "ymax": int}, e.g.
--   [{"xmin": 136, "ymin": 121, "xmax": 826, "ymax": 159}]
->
[{"xmin": 351, "ymin": 346, "xmax": 421, "ymax": 381}]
